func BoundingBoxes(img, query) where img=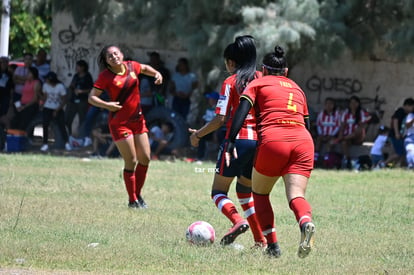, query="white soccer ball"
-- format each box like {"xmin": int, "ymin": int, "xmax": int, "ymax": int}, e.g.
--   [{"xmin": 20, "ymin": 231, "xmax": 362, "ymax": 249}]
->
[{"xmin": 186, "ymin": 221, "xmax": 215, "ymax": 245}]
